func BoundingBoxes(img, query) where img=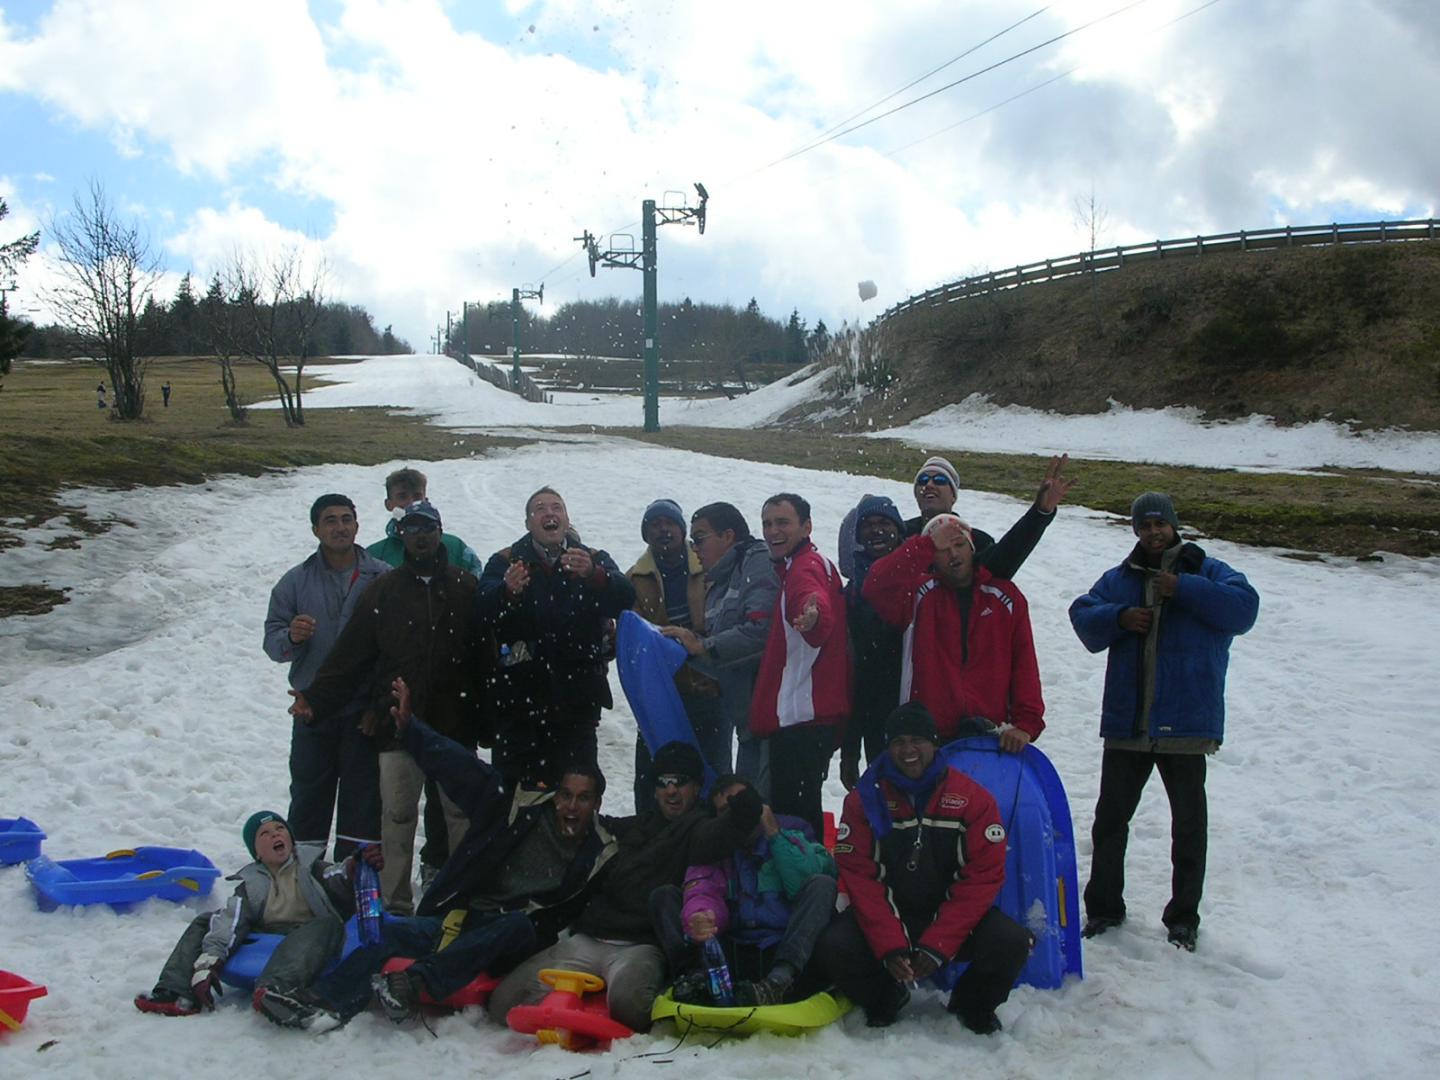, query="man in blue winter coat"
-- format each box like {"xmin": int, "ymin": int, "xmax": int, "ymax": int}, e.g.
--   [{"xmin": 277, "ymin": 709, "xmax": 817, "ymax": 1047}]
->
[{"xmin": 1069, "ymin": 492, "xmax": 1259, "ymax": 952}]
